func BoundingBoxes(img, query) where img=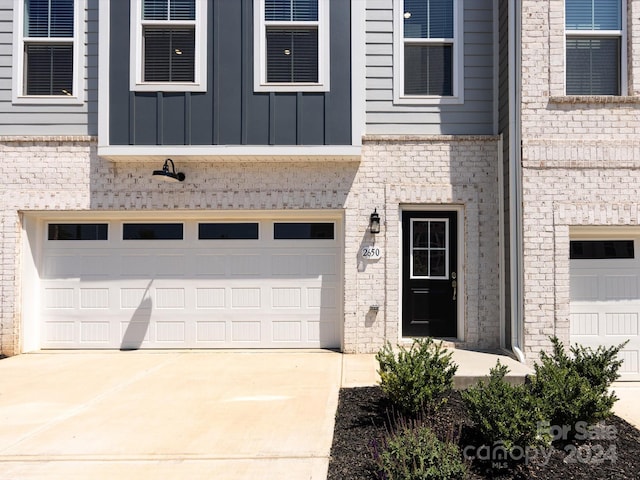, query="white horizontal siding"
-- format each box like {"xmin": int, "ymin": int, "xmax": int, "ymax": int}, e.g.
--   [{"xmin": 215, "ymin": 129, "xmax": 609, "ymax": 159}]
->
[
  {"xmin": 0, "ymin": 0, "xmax": 97, "ymax": 136},
  {"xmin": 365, "ymin": 0, "xmax": 495, "ymax": 135}
]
